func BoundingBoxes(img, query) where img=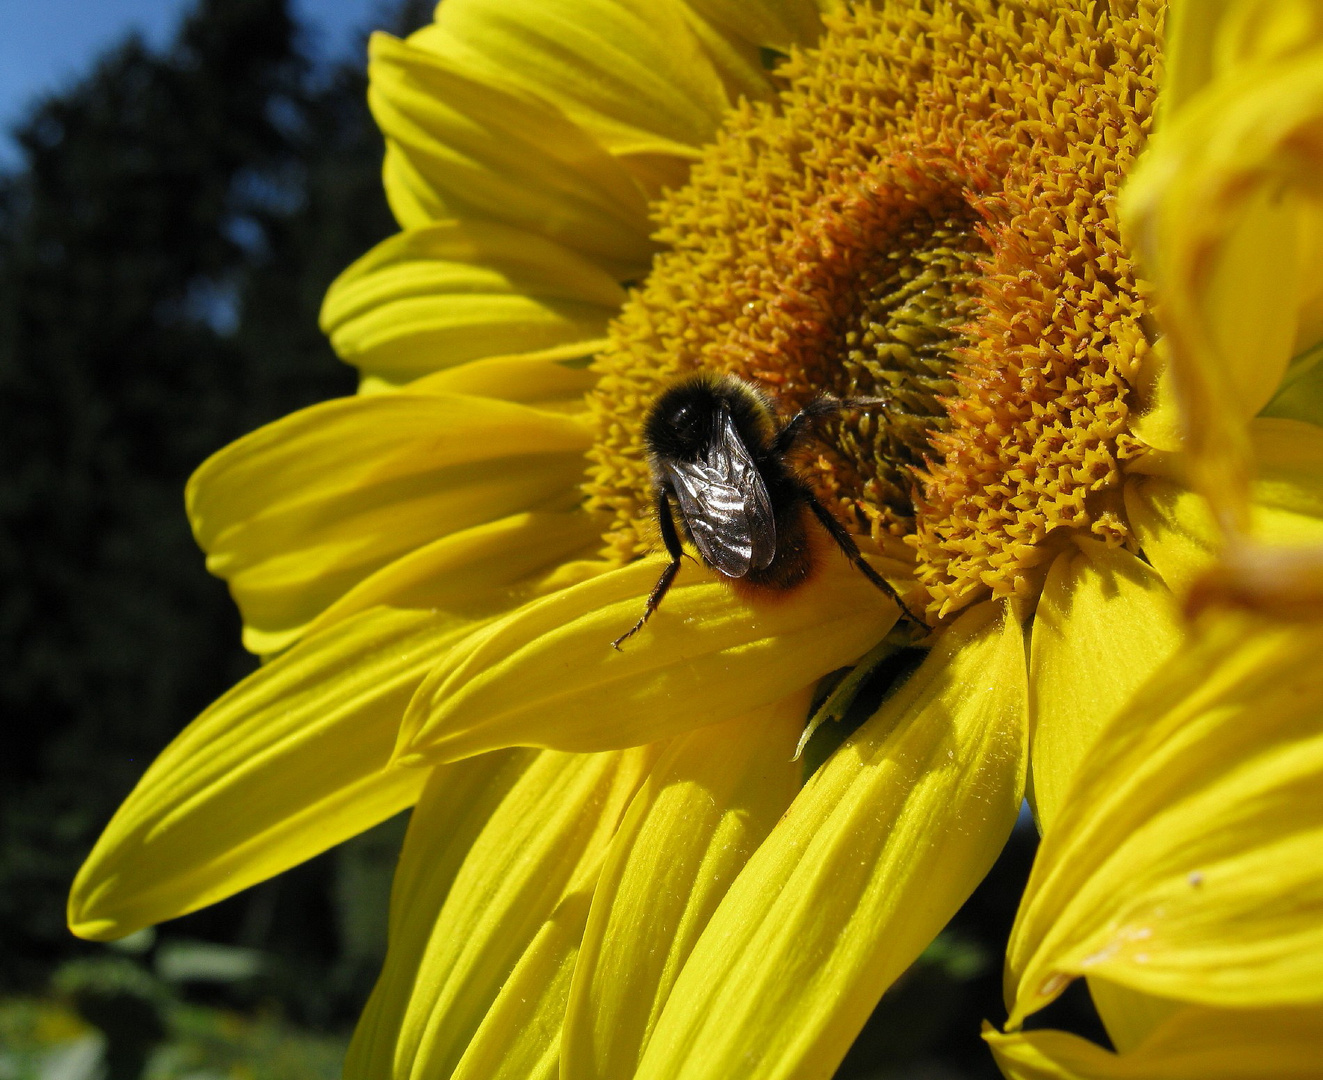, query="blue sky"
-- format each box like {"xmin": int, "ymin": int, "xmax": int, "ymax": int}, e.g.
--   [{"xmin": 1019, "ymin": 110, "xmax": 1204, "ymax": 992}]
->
[{"xmin": 0, "ymin": 0, "xmax": 405, "ymax": 166}]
